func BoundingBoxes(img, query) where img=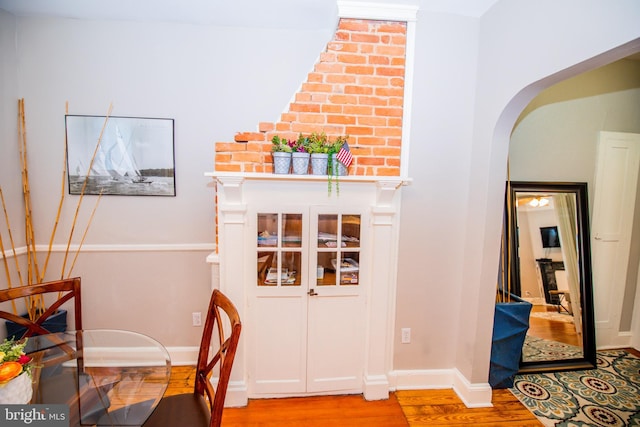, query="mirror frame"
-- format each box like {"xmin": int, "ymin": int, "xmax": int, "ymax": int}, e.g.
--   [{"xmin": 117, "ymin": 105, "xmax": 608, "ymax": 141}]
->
[{"xmin": 506, "ymin": 181, "xmax": 596, "ymax": 373}]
